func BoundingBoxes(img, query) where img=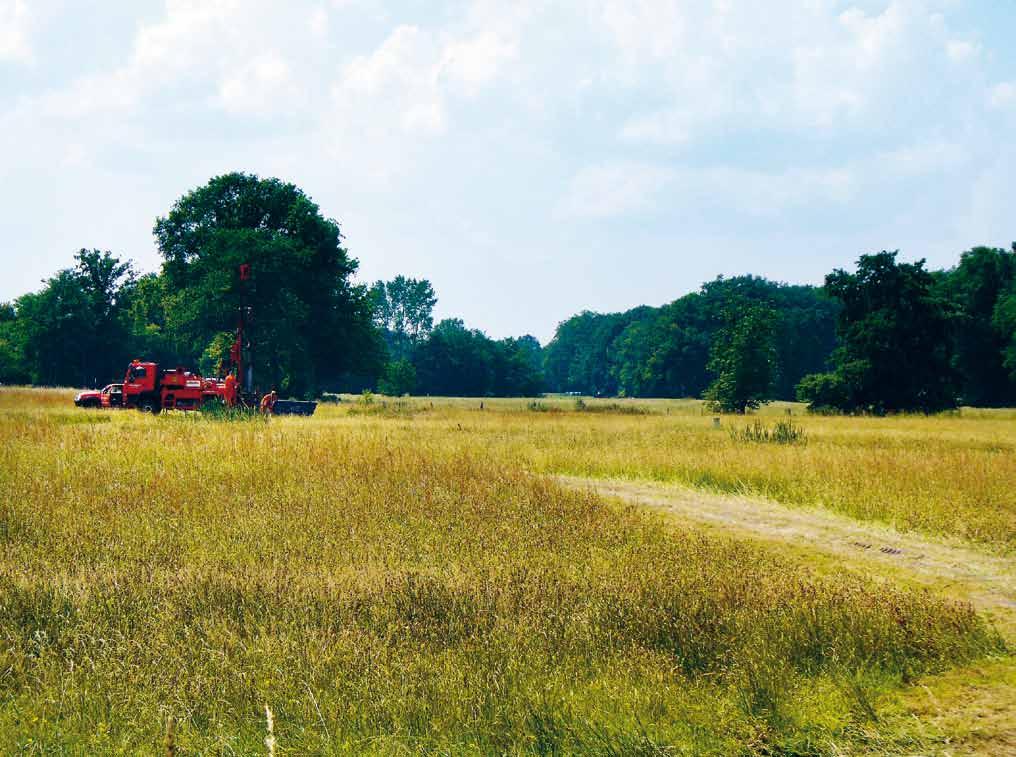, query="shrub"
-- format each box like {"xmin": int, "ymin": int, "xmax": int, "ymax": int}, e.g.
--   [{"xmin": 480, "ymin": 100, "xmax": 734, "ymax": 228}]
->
[
  {"xmin": 730, "ymin": 419, "xmax": 807, "ymax": 445},
  {"xmin": 796, "ymin": 372, "xmax": 850, "ymax": 412}
]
